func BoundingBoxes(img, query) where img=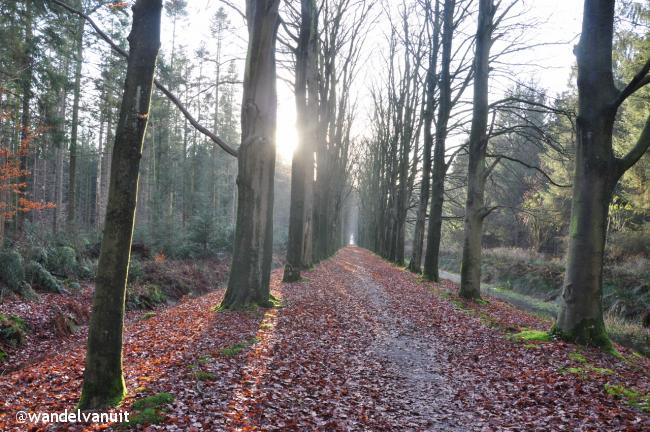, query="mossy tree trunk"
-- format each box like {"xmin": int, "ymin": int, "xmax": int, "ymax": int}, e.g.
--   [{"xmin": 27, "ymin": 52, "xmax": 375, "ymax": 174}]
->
[
  {"xmin": 423, "ymin": 0, "xmax": 455, "ymax": 281},
  {"xmin": 79, "ymin": 0, "xmax": 161, "ymax": 410},
  {"xmin": 459, "ymin": 0, "xmax": 495, "ymax": 300},
  {"xmin": 555, "ymin": 0, "xmax": 650, "ymax": 346},
  {"xmin": 221, "ymin": 0, "xmax": 280, "ymax": 309},
  {"xmin": 284, "ymin": 0, "xmax": 317, "ymax": 282}
]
